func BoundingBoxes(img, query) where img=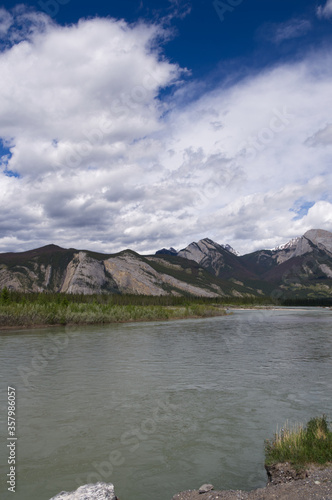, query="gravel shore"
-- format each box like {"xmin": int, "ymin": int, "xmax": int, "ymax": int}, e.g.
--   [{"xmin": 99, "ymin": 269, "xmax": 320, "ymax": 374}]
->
[{"xmin": 171, "ymin": 464, "xmax": 332, "ymax": 500}]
